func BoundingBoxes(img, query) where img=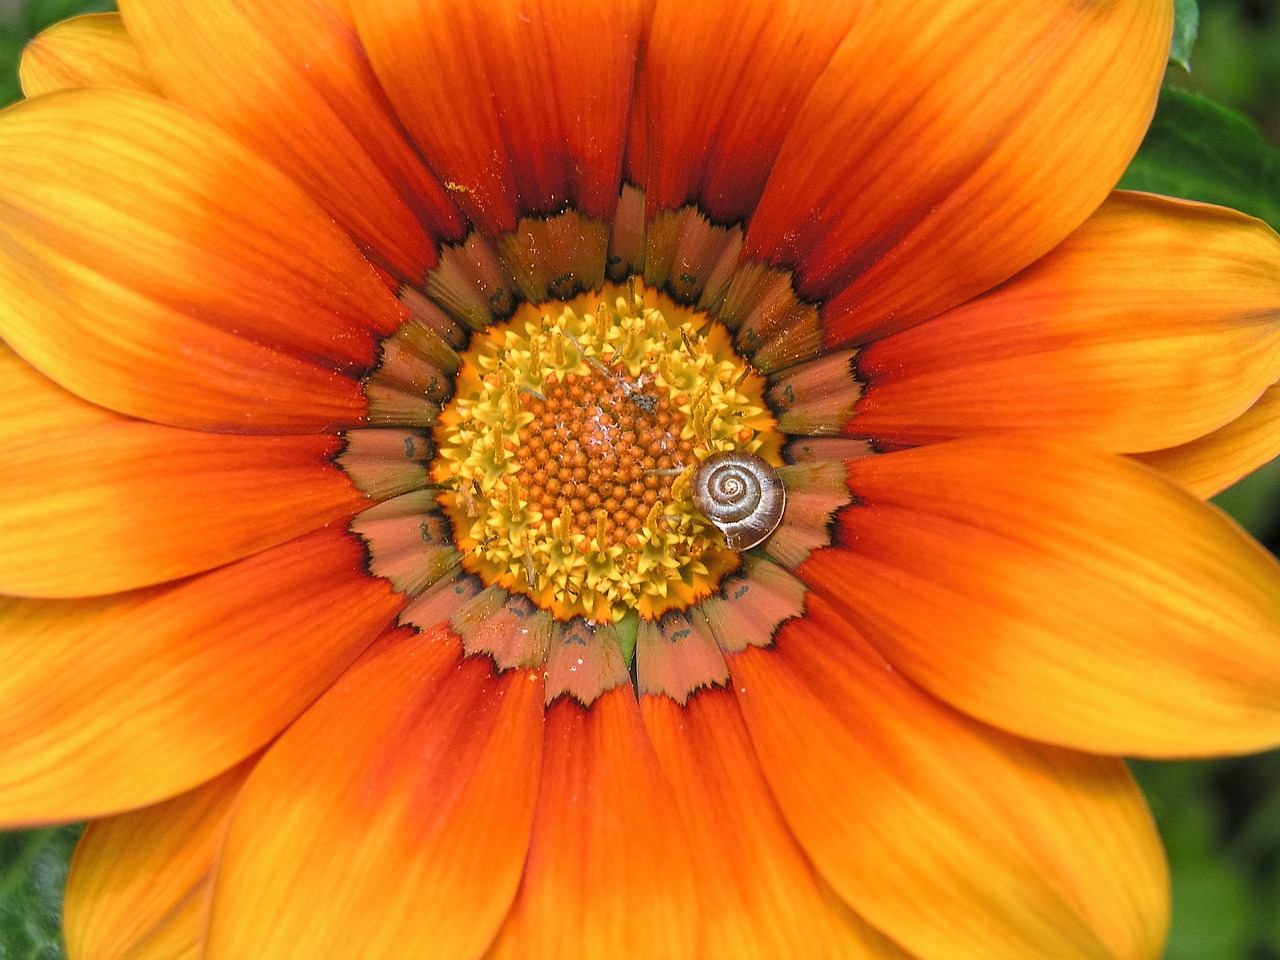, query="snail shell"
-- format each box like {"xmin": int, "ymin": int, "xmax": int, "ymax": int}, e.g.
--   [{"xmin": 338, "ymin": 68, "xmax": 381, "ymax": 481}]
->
[{"xmin": 691, "ymin": 451, "xmax": 786, "ymax": 551}]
